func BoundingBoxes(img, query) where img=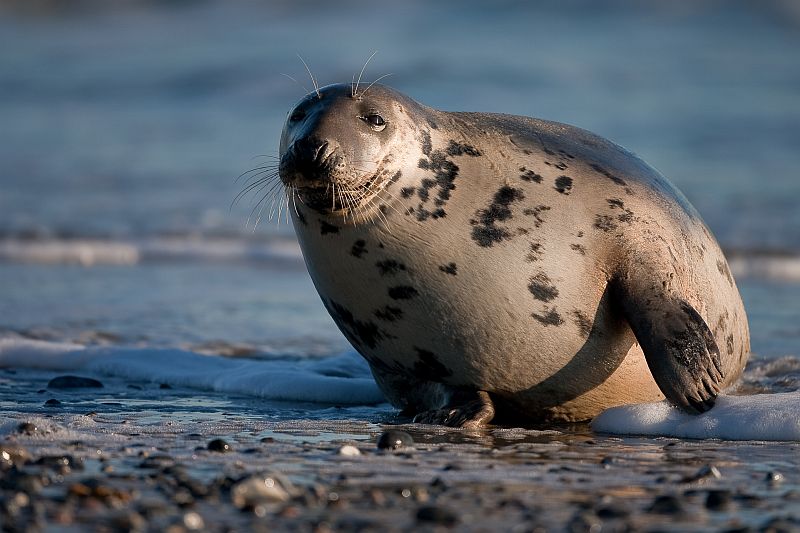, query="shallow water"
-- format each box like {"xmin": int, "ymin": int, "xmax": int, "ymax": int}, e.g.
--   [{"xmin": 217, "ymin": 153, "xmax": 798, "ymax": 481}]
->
[{"xmin": 0, "ymin": 0, "xmax": 799, "ymax": 430}]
